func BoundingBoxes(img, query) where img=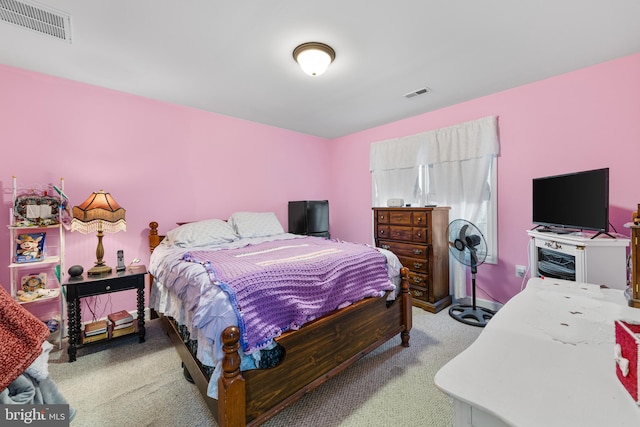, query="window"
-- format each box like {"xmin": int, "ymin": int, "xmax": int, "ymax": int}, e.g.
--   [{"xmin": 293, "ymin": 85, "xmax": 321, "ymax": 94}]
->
[{"xmin": 370, "ymin": 116, "xmax": 499, "ymax": 298}]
